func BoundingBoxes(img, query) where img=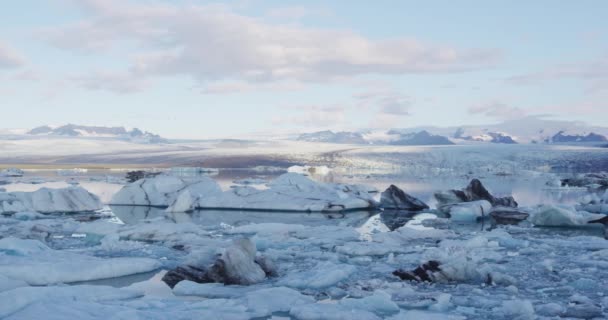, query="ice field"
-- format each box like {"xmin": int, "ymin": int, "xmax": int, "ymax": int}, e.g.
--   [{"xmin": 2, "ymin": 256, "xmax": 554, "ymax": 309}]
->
[{"xmin": 1, "ymin": 144, "xmax": 608, "ymax": 319}]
